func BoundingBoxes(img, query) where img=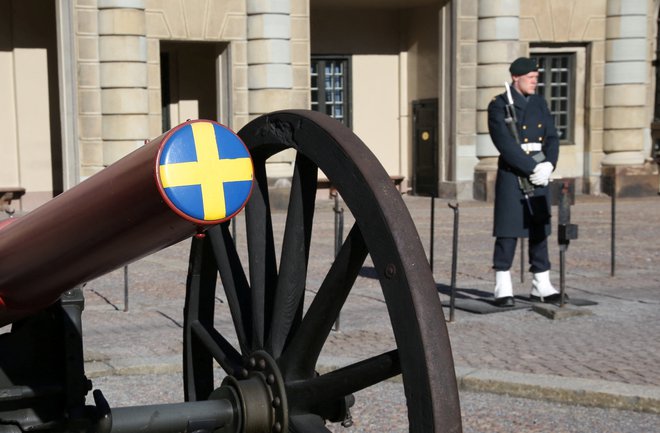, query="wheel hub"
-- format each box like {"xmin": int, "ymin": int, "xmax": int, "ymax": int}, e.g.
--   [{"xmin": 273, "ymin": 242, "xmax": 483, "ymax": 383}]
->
[{"xmin": 219, "ymin": 350, "xmax": 288, "ymax": 433}]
